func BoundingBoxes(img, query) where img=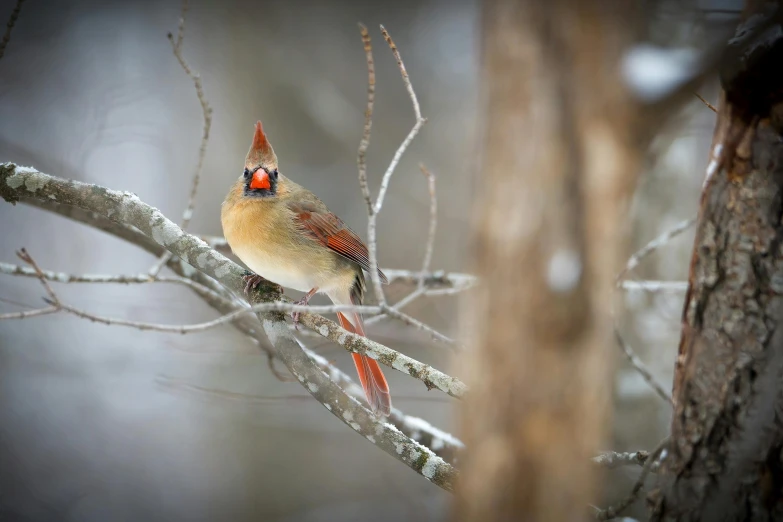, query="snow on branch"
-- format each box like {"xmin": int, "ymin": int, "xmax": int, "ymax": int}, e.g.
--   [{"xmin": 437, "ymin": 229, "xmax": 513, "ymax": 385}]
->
[{"xmin": 0, "ymin": 163, "xmax": 457, "ymax": 491}]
